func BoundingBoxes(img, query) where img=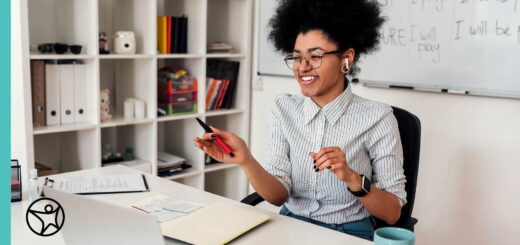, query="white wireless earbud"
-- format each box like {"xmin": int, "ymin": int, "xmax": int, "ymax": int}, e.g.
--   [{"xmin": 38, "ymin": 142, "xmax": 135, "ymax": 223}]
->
[{"xmin": 342, "ymin": 58, "xmax": 350, "ymax": 74}]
